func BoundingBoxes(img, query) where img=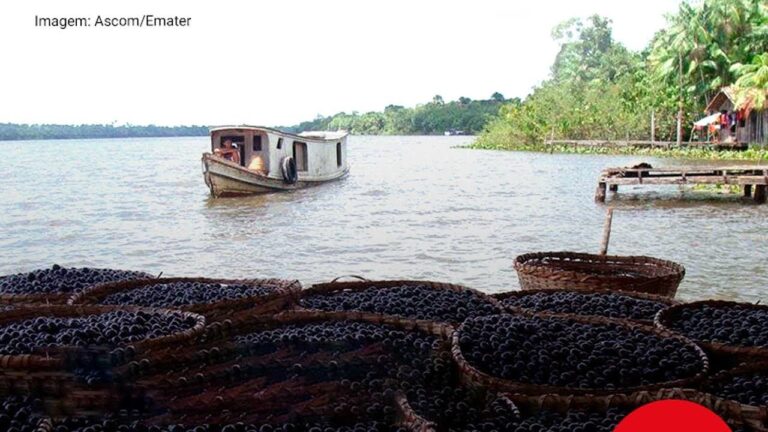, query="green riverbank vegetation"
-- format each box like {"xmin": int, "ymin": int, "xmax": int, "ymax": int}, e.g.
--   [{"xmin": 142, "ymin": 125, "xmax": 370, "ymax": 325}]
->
[
  {"xmin": 283, "ymin": 94, "xmax": 513, "ymax": 135},
  {"xmin": 475, "ymin": 0, "xmax": 768, "ymax": 157}
]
